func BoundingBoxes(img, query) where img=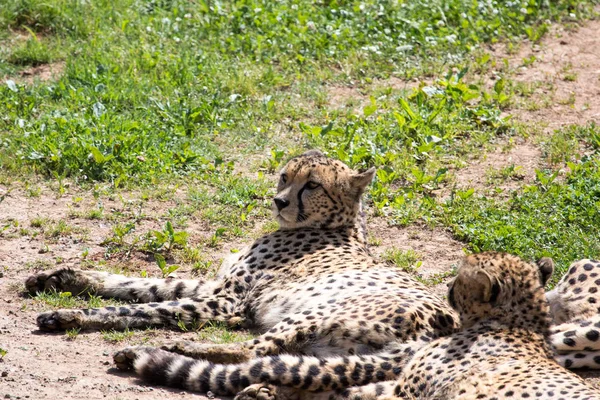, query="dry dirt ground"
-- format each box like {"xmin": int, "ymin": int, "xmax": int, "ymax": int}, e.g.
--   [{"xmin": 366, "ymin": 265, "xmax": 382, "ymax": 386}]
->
[{"xmin": 2, "ymin": 17, "xmax": 600, "ymax": 400}]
